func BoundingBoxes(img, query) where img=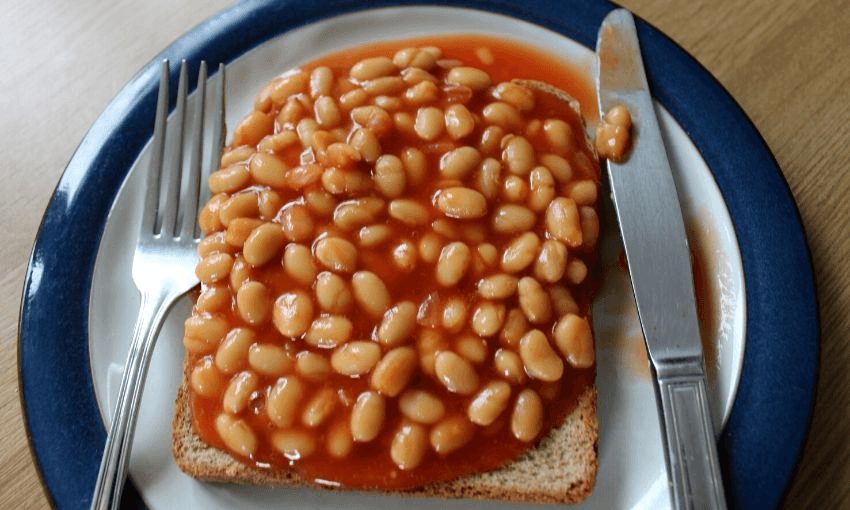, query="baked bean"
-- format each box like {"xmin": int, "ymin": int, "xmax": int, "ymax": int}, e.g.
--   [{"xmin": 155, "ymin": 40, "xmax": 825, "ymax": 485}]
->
[
  {"xmin": 467, "ymin": 380, "xmax": 512, "ymax": 426},
  {"xmin": 482, "ymin": 101, "xmax": 522, "ymax": 131},
  {"xmin": 333, "ymin": 197, "xmax": 385, "ymax": 231},
  {"xmin": 339, "ymin": 88, "xmax": 369, "ymax": 110},
  {"xmin": 183, "ymin": 313, "xmax": 228, "ymax": 353},
  {"xmin": 444, "ymin": 104, "xmax": 475, "ymax": 140},
  {"xmin": 215, "ymin": 328, "xmax": 256, "ymax": 374},
  {"xmin": 434, "ymin": 187, "xmax": 487, "ymax": 219},
  {"xmin": 476, "ymin": 243, "xmax": 498, "ymax": 267},
  {"xmin": 528, "ymin": 165, "xmax": 556, "ymax": 212},
  {"xmin": 377, "ymin": 301, "xmax": 417, "ymax": 346},
  {"xmin": 441, "ymin": 297, "xmax": 469, "ymax": 333},
  {"xmin": 455, "ymin": 334, "xmax": 488, "ymax": 364},
  {"xmin": 401, "ymin": 66, "xmax": 439, "ymax": 86},
  {"xmin": 279, "ymin": 97, "xmax": 306, "ymax": 126},
  {"xmin": 502, "ymin": 175, "xmax": 529, "ymax": 203},
  {"xmin": 248, "ymin": 343, "xmax": 293, "ymax": 376},
  {"xmin": 350, "ymin": 391, "xmax": 386, "ymax": 442},
  {"xmin": 399, "ymin": 390, "xmax": 446, "ymax": 424},
  {"xmin": 195, "ymin": 284, "xmax": 231, "ymax": 314},
  {"xmin": 502, "ymin": 135, "xmax": 536, "ymax": 176},
  {"xmin": 195, "ymin": 252, "xmax": 234, "ymax": 284},
  {"xmin": 249, "ymin": 152, "xmax": 288, "ymax": 189},
  {"xmin": 492, "ymin": 82, "xmax": 535, "ymax": 111},
  {"xmin": 258, "ymin": 189, "xmax": 284, "ymax": 221},
  {"xmin": 374, "ymin": 154, "xmax": 406, "ymax": 198},
  {"xmin": 580, "ymin": 206, "xmax": 600, "ymax": 248},
  {"xmin": 470, "ymin": 300, "xmax": 506, "ymax": 338},
  {"xmin": 228, "ymin": 256, "xmax": 253, "ymax": 290},
  {"xmin": 278, "ymin": 203, "xmax": 314, "ymax": 242},
  {"xmin": 534, "ymin": 240, "xmax": 568, "ymax": 283},
  {"xmin": 349, "ymin": 128, "xmax": 382, "ymax": 163},
  {"xmin": 261, "ymin": 71, "xmax": 309, "ymax": 108},
  {"xmin": 478, "ymin": 126, "xmax": 504, "ymax": 157},
  {"xmin": 302, "ymin": 387, "xmax": 338, "ymax": 428},
  {"xmin": 235, "ymin": 281, "xmax": 272, "ymax": 325},
  {"xmin": 393, "ymin": 112, "xmax": 415, "ymax": 136},
  {"xmin": 471, "ymin": 158, "xmax": 500, "ymax": 200},
  {"xmin": 311, "ymin": 96, "xmax": 341, "ymax": 130},
  {"xmin": 258, "ymin": 130, "xmax": 299, "ymax": 153},
  {"xmin": 554, "ymin": 313, "xmax": 595, "ymax": 368},
  {"xmin": 501, "ymin": 232, "xmax": 541, "ymax": 273},
  {"xmin": 440, "ymin": 146, "xmax": 481, "ymax": 179},
  {"xmin": 326, "ymin": 418, "xmax": 354, "ymax": 458},
  {"xmin": 363, "ymin": 76, "xmax": 405, "ymax": 96},
  {"xmin": 199, "ymin": 195, "xmax": 226, "ymax": 234},
  {"xmin": 225, "ymin": 218, "xmax": 264, "ymax": 248},
  {"xmin": 215, "ymin": 414, "xmax": 257, "ymax": 457},
  {"xmin": 304, "ymin": 315, "xmax": 353, "ymax": 348},
  {"xmin": 272, "ymin": 429, "xmax": 317, "ymax": 460},
  {"xmin": 546, "ymin": 197, "xmax": 583, "ymax": 247},
  {"xmin": 209, "ymin": 163, "xmax": 251, "ymax": 194},
  {"xmin": 283, "ymin": 243, "xmax": 319, "ymax": 286},
  {"xmin": 518, "ymin": 329, "xmax": 564, "ymax": 382},
  {"xmin": 296, "ymin": 117, "xmax": 319, "ymax": 147},
  {"xmin": 233, "ymin": 110, "xmax": 274, "ymax": 147},
  {"xmin": 371, "ymin": 346, "xmax": 418, "ymax": 397},
  {"xmin": 303, "ymin": 187, "xmax": 337, "ymax": 217},
  {"xmin": 350, "ymin": 56, "xmax": 398, "ymax": 81},
  {"xmin": 430, "ymin": 415, "xmax": 475, "ymax": 455},
  {"xmin": 414, "ymin": 106, "xmax": 444, "ymax": 141},
  {"xmin": 285, "ymin": 163, "xmax": 323, "ymax": 190},
  {"xmin": 549, "ymin": 285, "xmax": 580, "ymax": 317},
  {"xmin": 310, "ymin": 66, "xmax": 334, "ymax": 98},
  {"xmin": 350, "ymin": 105, "xmax": 394, "ymax": 137},
  {"xmin": 375, "ymin": 95, "xmax": 403, "ymax": 111},
  {"xmin": 197, "ymin": 231, "xmax": 234, "ymax": 258},
  {"xmin": 313, "ymin": 271, "xmax": 352, "ymax": 314},
  {"xmin": 511, "ymin": 388, "xmax": 544, "ymax": 442},
  {"xmin": 430, "ymin": 218, "xmax": 460, "ymax": 240},
  {"xmin": 390, "ymin": 423, "xmax": 428, "ymax": 470},
  {"xmin": 351, "ymin": 270, "xmax": 392, "ymax": 318},
  {"xmin": 388, "ymin": 198, "xmax": 430, "ymax": 226},
  {"xmin": 565, "ymin": 179, "xmax": 598, "ymax": 206},
  {"xmin": 242, "ymin": 223, "xmax": 284, "ymax": 267},
  {"xmin": 434, "ymin": 351, "xmax": 479, "ymax": 395},
  {"xmin": 295, "ymin": 350, "xmax": 332, "ymax": 381},
  {"xmin": 436, "ymin": 242, "xmax": 472, "ymax": 286},
  {"xmin": 272, "ymin": 290, "xmax": 314, "ymax": 337},
  {"xmin": 222, "ymin": 370, "xmax": 259, "ymax": 414},
  {"xmin": 517, "ymin": 276, "xmax": 552, "ymax": 324},
  {"xmin": 321, "ymin": 167, "xmax": 373, "ymax": 196},
  {"xmin": 314, "ymin": 236, "xmax": 358, "ymax": 273},
  {"xmin": 404, "ymin": 80, "xmax": 440, "ymax": 105},
  {"xmin": 543, "ymin": 119, "xmax": 574, "ymax": 156},
  {"xmin": 331, "ymin": 341, "xmax": 381, "ymax": 376},
  {"xmin": 418, "ymin": 232, "xmax": 444, "ymax": 264},
  {"xmin": 416, "ymin": 328, "xmax": 448, "ymax": 378},
  {"xmin": 394, "ymin": 46, "xmax": 441, "ymax": 69},
  {"xmin": 499, "ymin": 307, "xmax": 529, "ymax": 348},
  {"xmin": 476, "ymin": 274, "xmax": 518, "ymax": 299},
  {"xmin": 566, "ymin": 258, "xmax": 588, "ymax": 285},
  {"xmin": 190, "ymin": 357, "xmax": 226, "ymax": 397},
  {"xmin": 493, "ymin": 348, "xmax": 526, "ymax": 384},
  {"xmin": 492, "ymin": 204, "xmax": 536, "ymax": 234},
  {"xmin": 401, "ymin": 147, "xmax": 428, "ymax": 186},
  {"xmin": 358, "ymin": 224, "xmax": 393, "ymax": 247},
  {"xmin": 446, "ymin": 66, "xmax": 492, "ymax": 92},
  {"xmin": 220, "ymin": 145, "xmax": 254, "ymax": 167},
  {"xmin": 540, "ymin": 153, "xmax": 573, "ymax": 183}
]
